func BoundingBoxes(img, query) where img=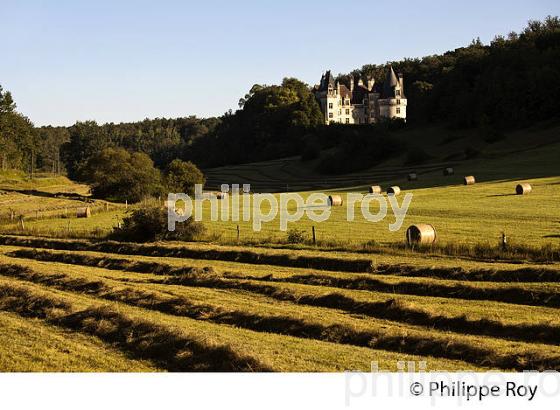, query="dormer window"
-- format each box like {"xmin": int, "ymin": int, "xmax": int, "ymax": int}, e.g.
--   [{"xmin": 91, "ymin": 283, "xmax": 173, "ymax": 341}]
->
[{"xmin": 396, "ymin": 89, "xmax": 401, "ymax": 97}]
